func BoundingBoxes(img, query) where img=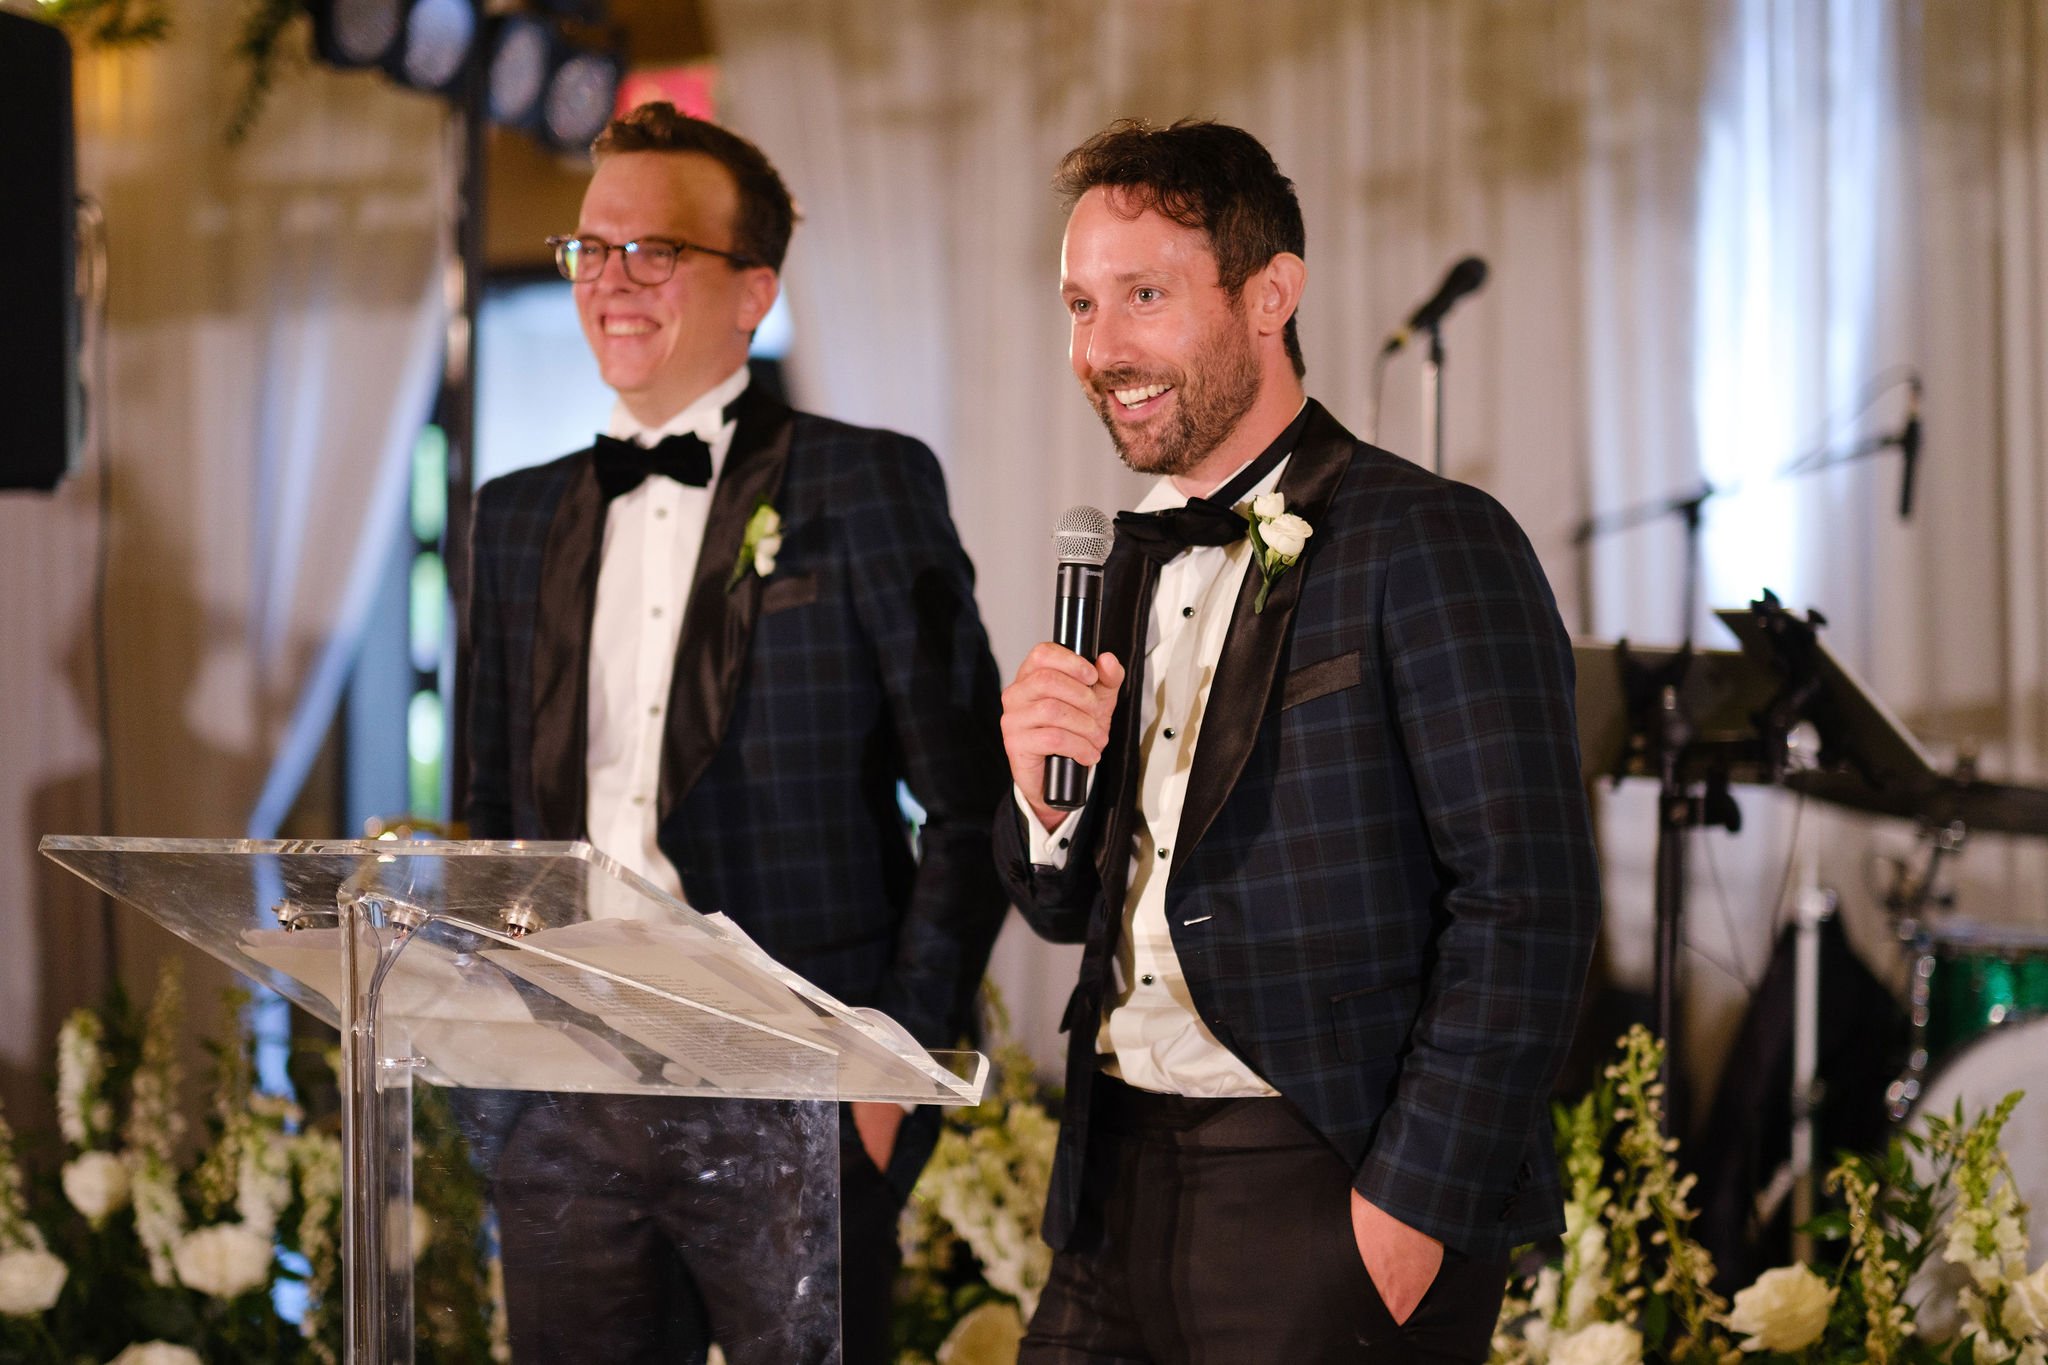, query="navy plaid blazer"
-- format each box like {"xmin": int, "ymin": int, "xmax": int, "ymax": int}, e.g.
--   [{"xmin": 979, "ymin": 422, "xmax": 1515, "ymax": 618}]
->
[
  {"xmin": 996, "ymin": 399, "xmax": 1600, "ymax": 1257},
  {"xmin": 467, "ymin": 386, "xmax": 1011, "ymax": 1182}
]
